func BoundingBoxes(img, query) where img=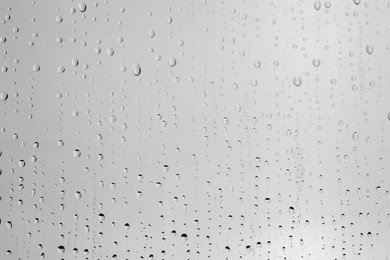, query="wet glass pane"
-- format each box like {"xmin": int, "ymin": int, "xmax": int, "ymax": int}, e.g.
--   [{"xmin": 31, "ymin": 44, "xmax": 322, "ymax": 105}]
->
[{"xmin": 1, "ymin": 0, "xmax": 390, "ymax": 259}]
